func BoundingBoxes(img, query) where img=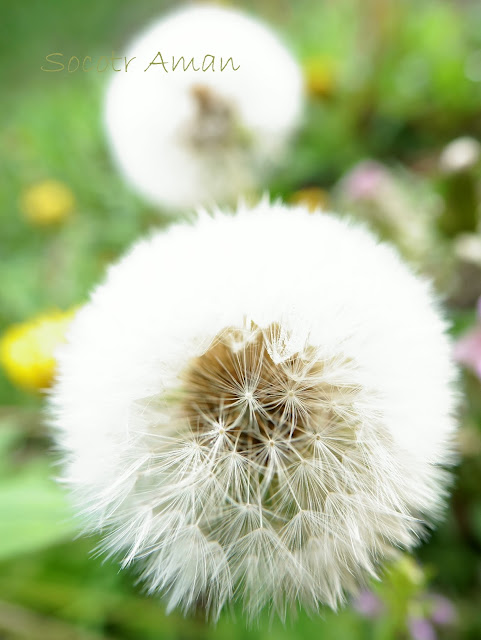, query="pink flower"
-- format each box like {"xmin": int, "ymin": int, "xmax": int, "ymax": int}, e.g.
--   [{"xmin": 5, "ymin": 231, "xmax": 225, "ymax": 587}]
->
[
  {"xmin": 454, "ymin": 298, "xmax": 481, "ymax": 379},
  {"xmin": 409, "ymin": 617, "xmax": 437, "ymax": 640},
  {"xmin": 429, "ymin": 594, "xmax": 457, "ymax": 626},
  {"xmin": 342, "ymin": 161, "xmax": 388, "ymax": 201},
  {"xmin": 353, "ymin": 590, "xmax": 384, "ymax": 618}
]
